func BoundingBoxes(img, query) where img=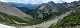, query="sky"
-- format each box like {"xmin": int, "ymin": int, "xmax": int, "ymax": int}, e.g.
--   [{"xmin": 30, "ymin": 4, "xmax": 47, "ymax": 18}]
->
[{"xmin": 0, "ymin": 0, "xmax": 79, "ymax": 4}]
